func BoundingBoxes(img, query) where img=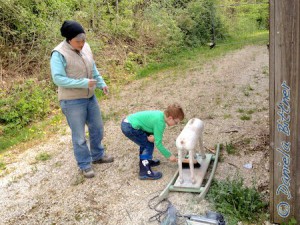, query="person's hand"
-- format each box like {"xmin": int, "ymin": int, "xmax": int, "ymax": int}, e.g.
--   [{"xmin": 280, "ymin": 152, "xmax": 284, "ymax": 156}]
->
[
  {"xmin": 147, "ymin": 135, "xmax": 154, "ymax": 143},
  {"xmin": 88, "ymin": 79, "xmax": 97, "ymax": 88},
  {"xmin": 169, "ymin": 155, "xmax": 177, "ymax": 162},
  {"xmin": 102, "ymin": 86, "xmax": 109, "ymax": 95}
]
